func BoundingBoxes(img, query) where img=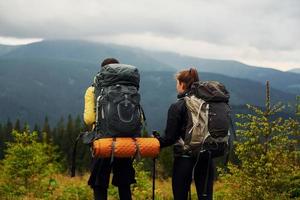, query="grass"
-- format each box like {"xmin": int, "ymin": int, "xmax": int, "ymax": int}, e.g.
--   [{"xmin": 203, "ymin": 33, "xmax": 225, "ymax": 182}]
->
[{"xmin": 0, "ymin": 171, "xmax": 225, "ymax": 199}]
